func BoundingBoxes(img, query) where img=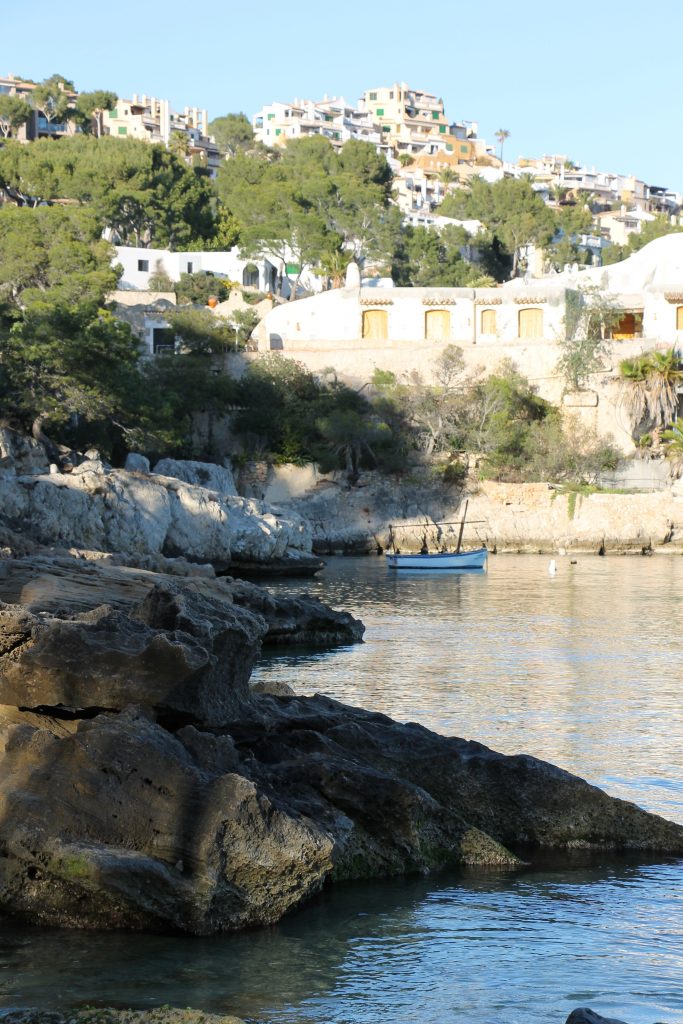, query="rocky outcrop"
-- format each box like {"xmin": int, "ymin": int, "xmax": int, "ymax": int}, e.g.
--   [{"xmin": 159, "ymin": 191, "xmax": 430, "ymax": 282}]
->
[
  {"xmin": 0, "ymin": 556, "xmax": 681, "ymax": 935},
  {"xmin": 0, "ymin": 459, "xmax": 314, "ymax": 571}
]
